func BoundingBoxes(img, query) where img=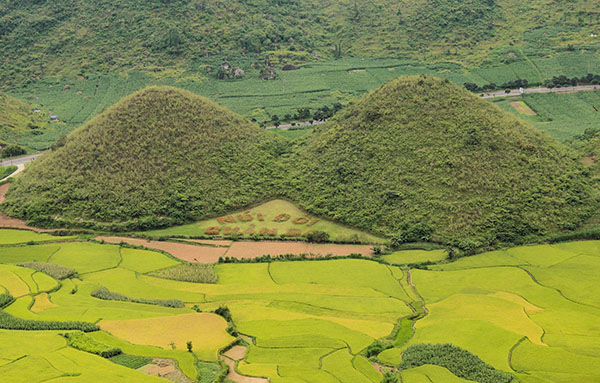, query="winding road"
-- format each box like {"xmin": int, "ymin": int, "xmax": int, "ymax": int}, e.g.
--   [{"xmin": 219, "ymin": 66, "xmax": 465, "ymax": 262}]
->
[{"xmin": 0, "ymin": 153, "xmax": 44, "ymax": 182}]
